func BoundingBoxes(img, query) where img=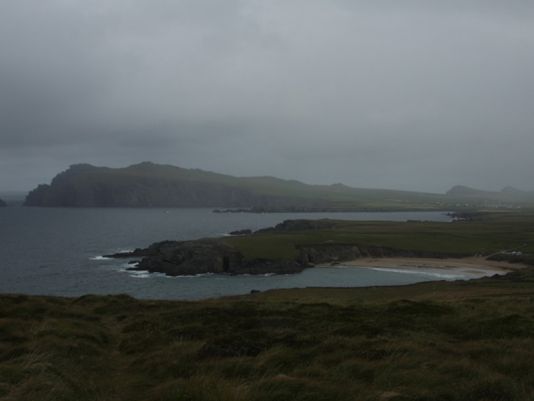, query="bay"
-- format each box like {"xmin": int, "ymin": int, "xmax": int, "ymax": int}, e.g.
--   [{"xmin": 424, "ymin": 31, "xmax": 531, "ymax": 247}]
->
[{"xmin": 0, "ymin": 207, "xmax": 469, "ymax": 300}]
